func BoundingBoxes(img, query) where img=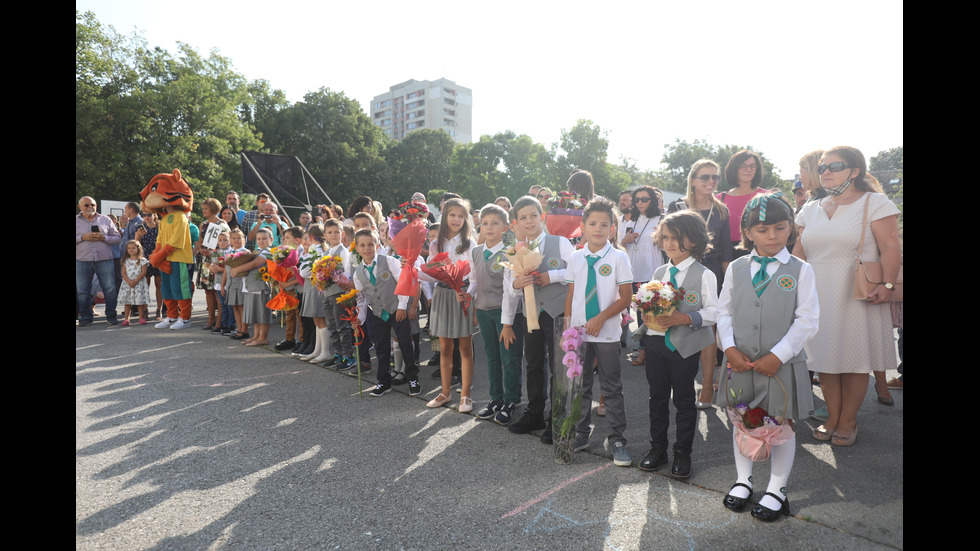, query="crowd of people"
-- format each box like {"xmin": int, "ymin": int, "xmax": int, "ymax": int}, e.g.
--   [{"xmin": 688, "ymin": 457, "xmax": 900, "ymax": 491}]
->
[{"xmin": 76, "ymin": 146, "xmax": 902, "ymax": 523}]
